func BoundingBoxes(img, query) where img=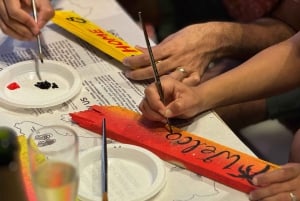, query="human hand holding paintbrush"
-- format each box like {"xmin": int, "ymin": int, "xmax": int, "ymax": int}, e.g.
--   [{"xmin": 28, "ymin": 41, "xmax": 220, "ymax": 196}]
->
[{"xmin": 0, "ymin": 0, "xmax": 54, "ymax": 40}]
